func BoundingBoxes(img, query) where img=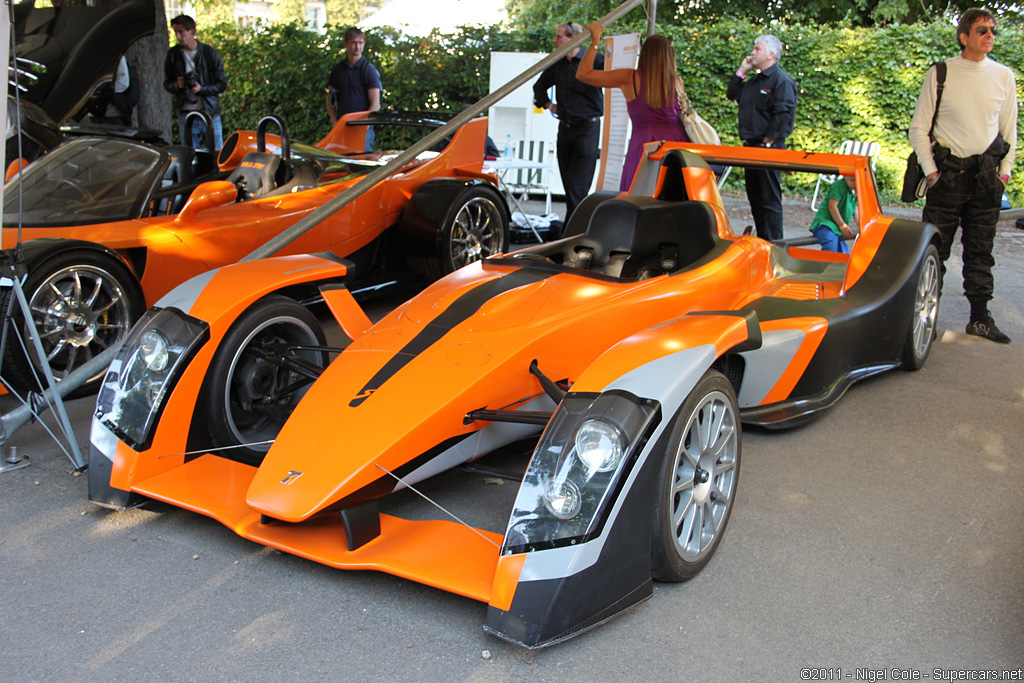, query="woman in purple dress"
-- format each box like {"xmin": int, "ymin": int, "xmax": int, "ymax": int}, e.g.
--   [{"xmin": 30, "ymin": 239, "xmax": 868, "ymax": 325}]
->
[{"xmin": 576, "ymin": 24, "xmax": 690, "ymax": 192}]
